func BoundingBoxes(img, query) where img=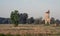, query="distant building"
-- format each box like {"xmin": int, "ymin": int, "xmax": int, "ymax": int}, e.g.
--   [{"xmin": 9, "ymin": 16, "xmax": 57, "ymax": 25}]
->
[{"xmin": 44, "ymin": 10, "xmax": 50, "ymax": 24}]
